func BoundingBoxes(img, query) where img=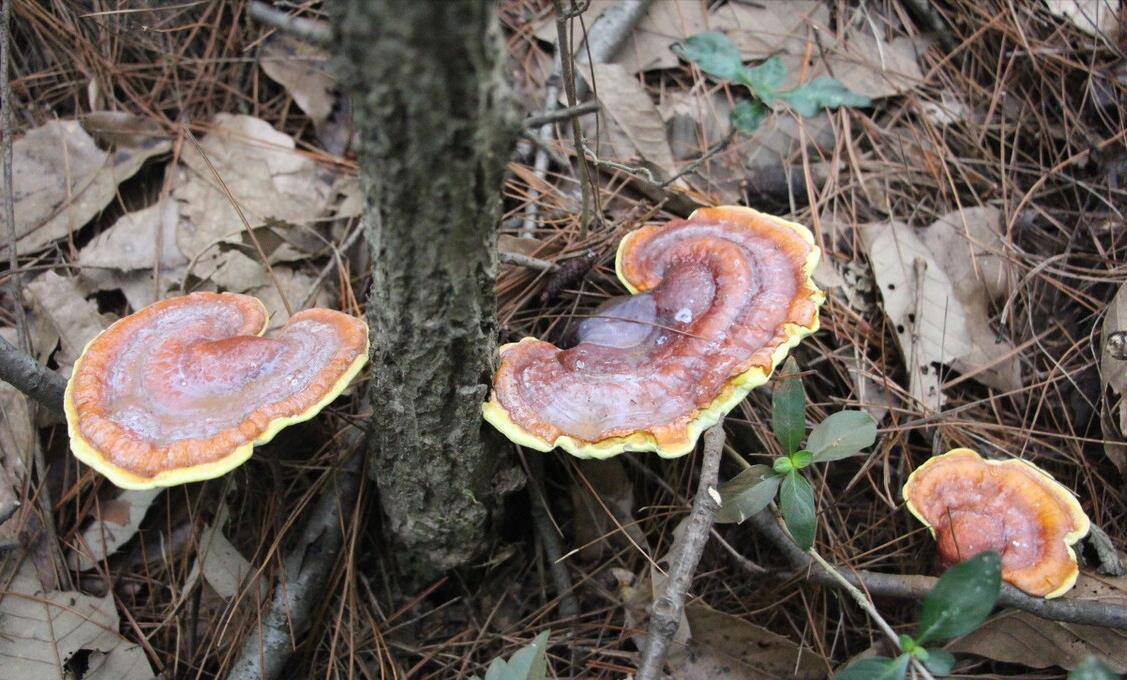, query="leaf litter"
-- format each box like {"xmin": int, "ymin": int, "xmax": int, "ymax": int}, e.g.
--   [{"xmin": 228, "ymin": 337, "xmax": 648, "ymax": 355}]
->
[{"xmin": 3, "ymin": 0, "xmax": 1127, "ymax": 677}]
